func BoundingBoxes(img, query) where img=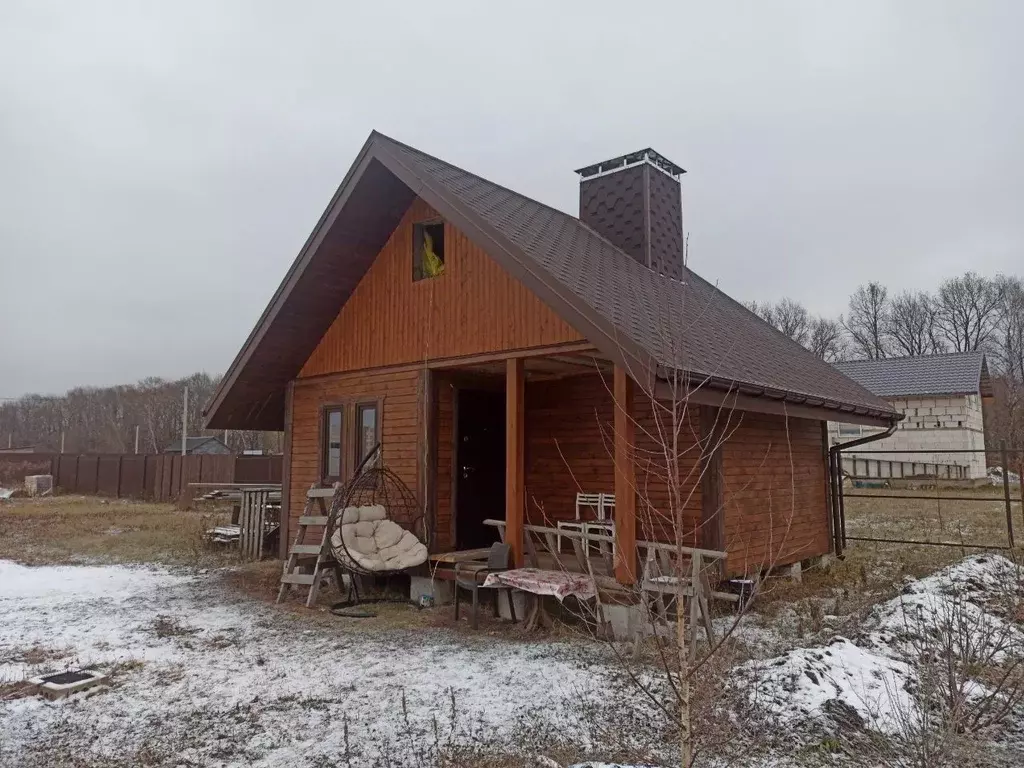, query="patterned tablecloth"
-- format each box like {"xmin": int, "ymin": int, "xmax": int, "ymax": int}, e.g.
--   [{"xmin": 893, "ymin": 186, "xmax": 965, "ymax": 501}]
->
[{"xmin": 482, "ymin": 568, "xmax": 597, "ymax": 601}]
